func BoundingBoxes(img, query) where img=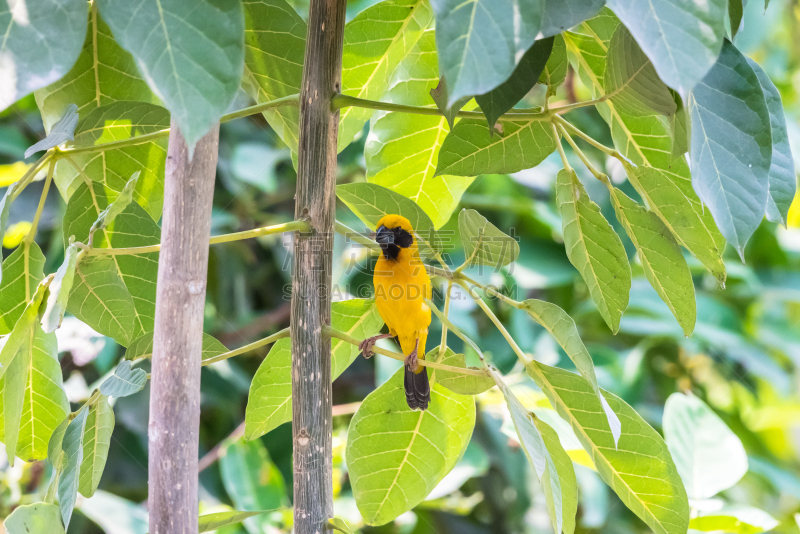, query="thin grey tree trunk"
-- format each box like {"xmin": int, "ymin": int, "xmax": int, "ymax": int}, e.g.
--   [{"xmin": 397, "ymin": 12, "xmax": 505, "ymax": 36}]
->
[
  {"xmin": 291, "ymin": 0, "xmax": 347, "ymax": 532},
  {"xmin": 148, "ymin": 122, "xmax": 220, "ymax": 534}
]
